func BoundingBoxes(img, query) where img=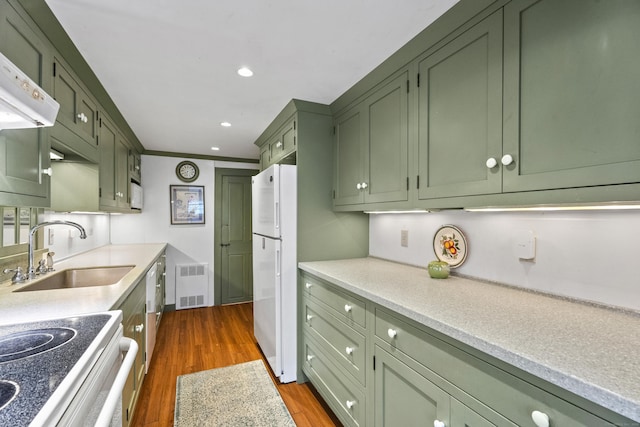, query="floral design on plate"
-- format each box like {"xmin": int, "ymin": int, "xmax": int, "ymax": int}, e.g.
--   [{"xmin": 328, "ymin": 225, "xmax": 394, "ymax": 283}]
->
[{"xmin": 433, "ymin": 225, "xmax": 468, "ymax": 268}]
